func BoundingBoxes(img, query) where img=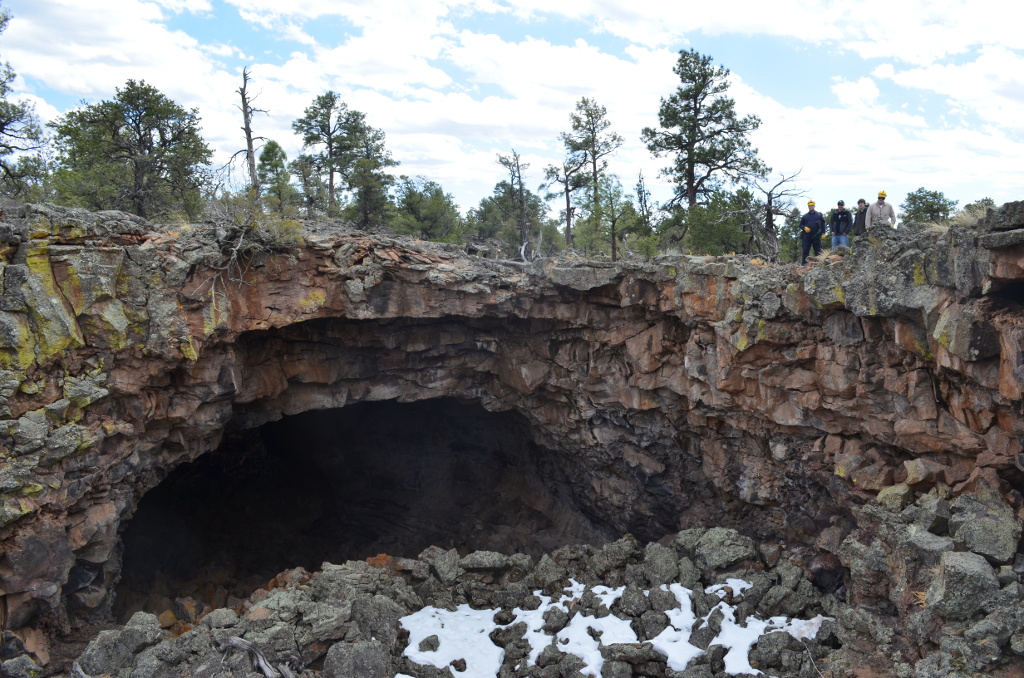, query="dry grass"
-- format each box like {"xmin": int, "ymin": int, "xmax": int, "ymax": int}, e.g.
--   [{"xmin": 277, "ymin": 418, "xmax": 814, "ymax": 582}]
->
[
  {"xmin": 804, "ymin": 246, "xmax": 848, "ymax": 267},
  {"xmin": 947, "ymin": 204, "xmax": 990, "ymax": 229}
]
